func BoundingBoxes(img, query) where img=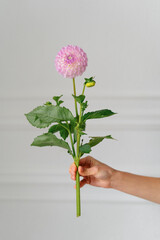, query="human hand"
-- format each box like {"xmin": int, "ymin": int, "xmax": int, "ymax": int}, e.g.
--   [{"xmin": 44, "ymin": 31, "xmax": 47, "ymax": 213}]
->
[{"xmin": 69, "ymin": 156, "xmax": 115, "ymax": 188}]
